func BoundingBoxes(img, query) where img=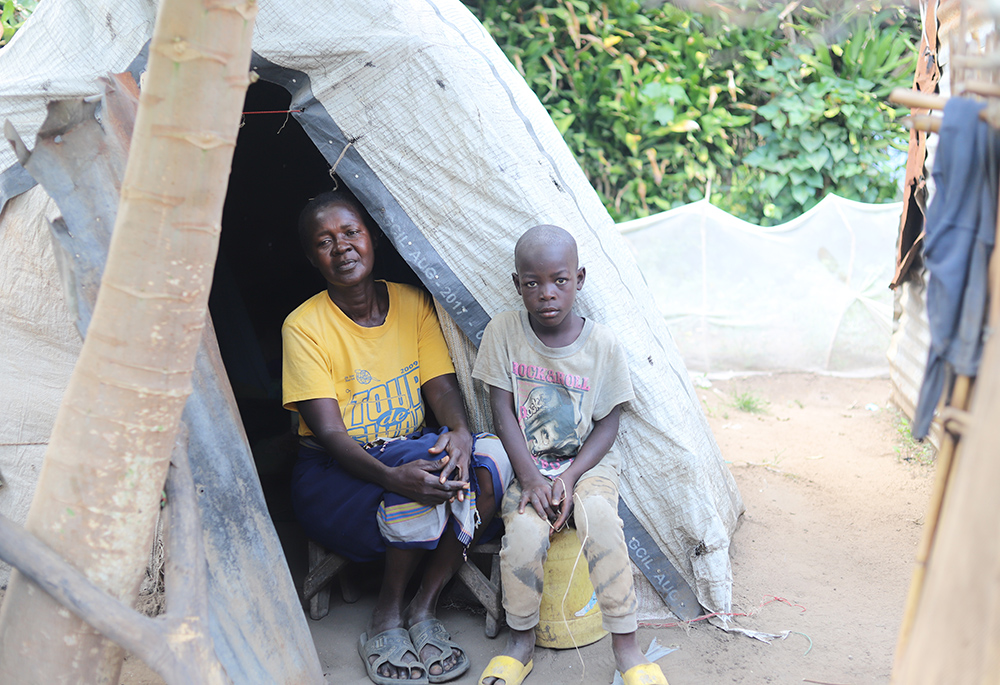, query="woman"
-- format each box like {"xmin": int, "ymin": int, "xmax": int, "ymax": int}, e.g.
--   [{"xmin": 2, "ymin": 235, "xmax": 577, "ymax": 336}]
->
[{"xmin": 282, "ymin": 190, "xmax": 511, "ymax": 685}]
